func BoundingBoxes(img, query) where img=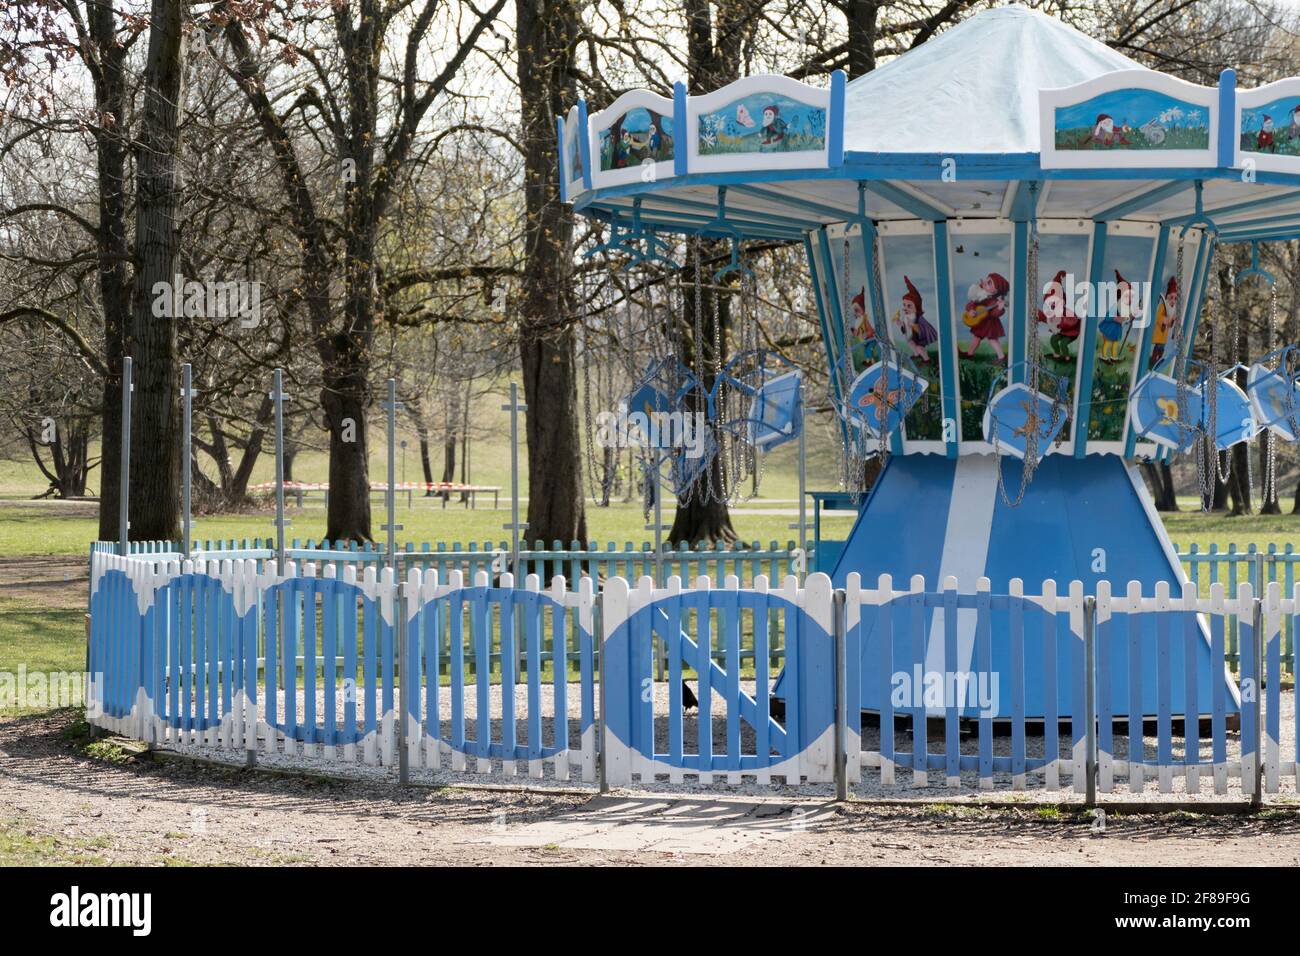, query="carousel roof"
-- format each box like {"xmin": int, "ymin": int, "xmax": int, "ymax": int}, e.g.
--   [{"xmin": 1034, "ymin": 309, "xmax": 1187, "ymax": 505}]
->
[
  {"xmin": 842, "ymin": 6, "xmax": 1143, "ymax": 155},
  {"xmin": 560, "ymin": 4, "xmax": 1300, "ymax": 242}
]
